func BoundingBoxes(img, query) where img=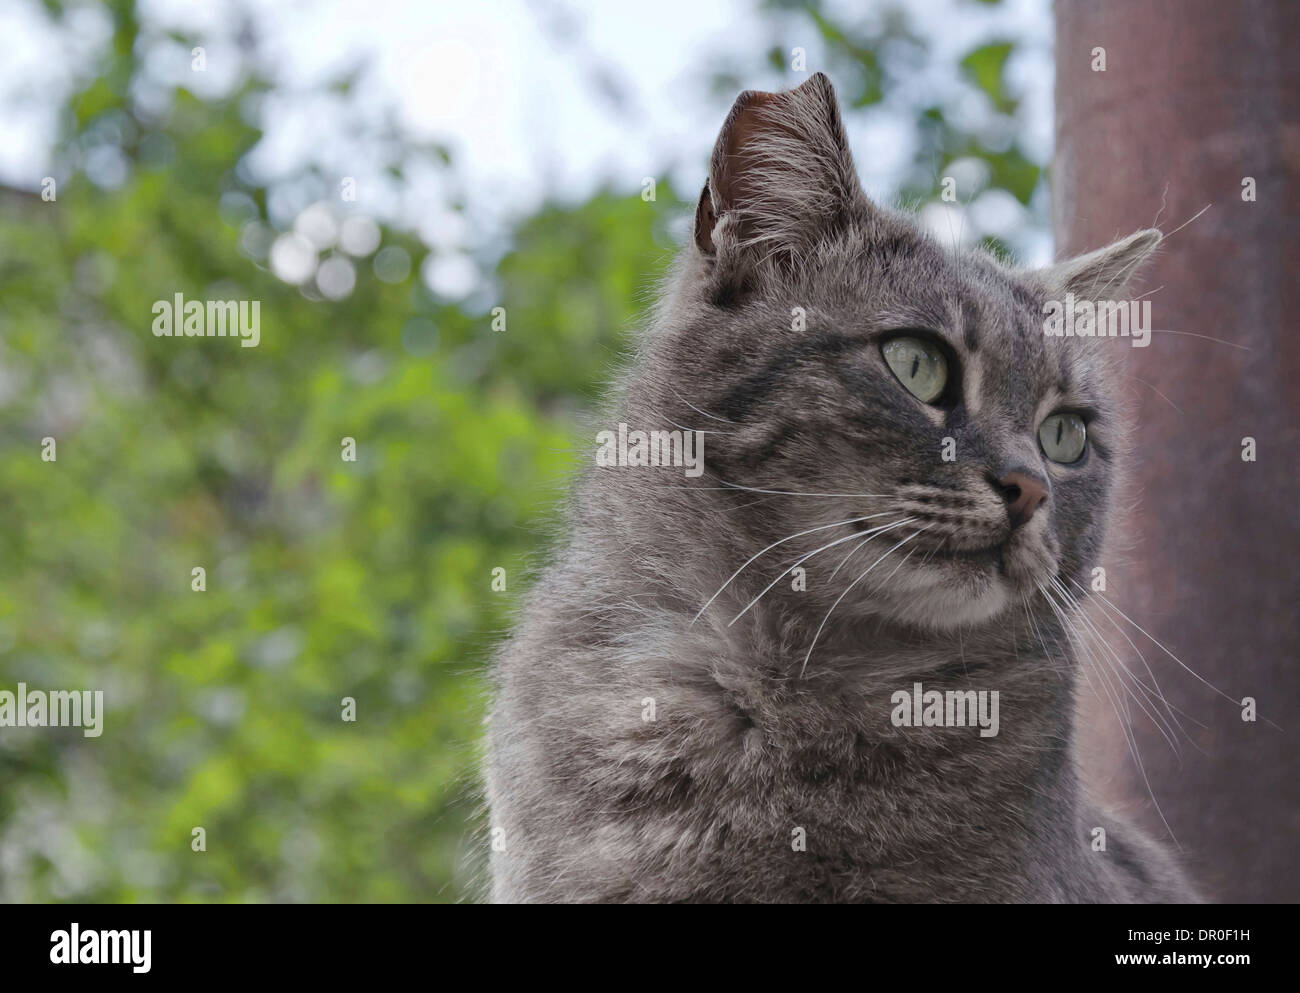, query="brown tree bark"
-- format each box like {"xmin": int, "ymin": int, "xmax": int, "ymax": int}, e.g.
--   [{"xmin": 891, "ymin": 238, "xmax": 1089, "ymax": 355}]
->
[{"xmin": 1054, "ymin": 0, "xmax": 1299, "ymax": 902}]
